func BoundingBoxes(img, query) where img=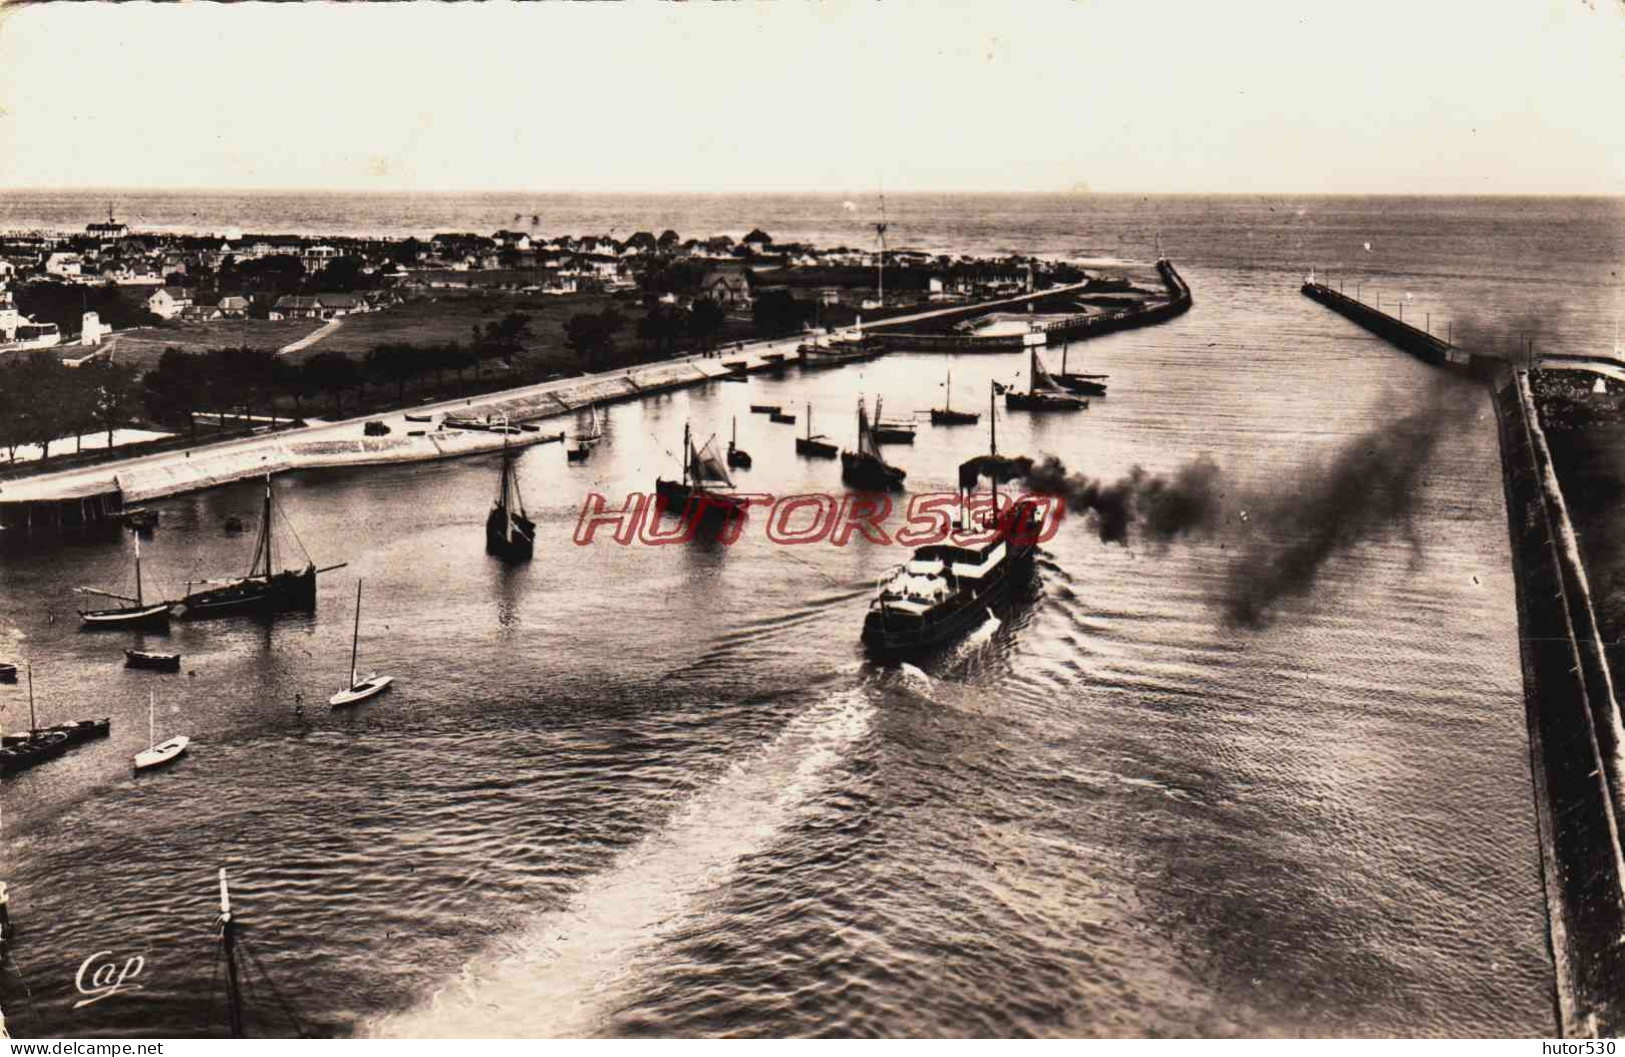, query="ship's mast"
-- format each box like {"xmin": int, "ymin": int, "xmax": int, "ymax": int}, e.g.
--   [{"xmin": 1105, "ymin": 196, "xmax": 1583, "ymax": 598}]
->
[
  {"xmin": 989, "ymin": 383, "xmax": 998, "ymax": 514},
  {"xmin": 874, "ymin": 194, "xmax": 888, "ymax": 306},
  {"xmin": 218, "ymin": 869, "xmax": 245, "ymax": 1038},
  {"xmin": 349, "ymin": 580, "xmax": 362, "ymax": 690},
  {"xmin": 134, "ymin": 532, "xmax": 144, "ymax": 607},
  {"xmin": 25, "ymin": 664, "xmax": 35, "ymax": 731},
  {"xmin": 682, "ymin": 422, "xmax": 692, "ymax": 488}
]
